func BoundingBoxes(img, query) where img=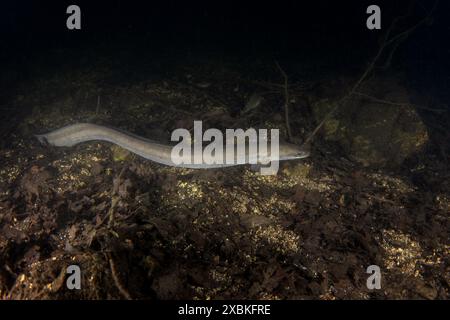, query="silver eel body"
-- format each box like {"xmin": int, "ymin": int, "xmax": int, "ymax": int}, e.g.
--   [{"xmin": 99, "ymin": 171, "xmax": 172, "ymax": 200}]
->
[{"xmin": 35, "ymin": 123, "xmax": 309, "ymax": 168}]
